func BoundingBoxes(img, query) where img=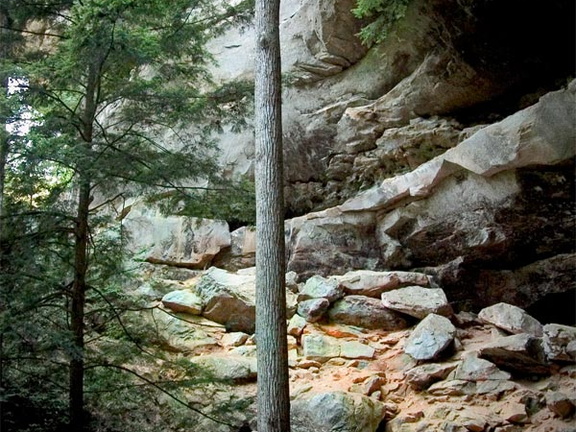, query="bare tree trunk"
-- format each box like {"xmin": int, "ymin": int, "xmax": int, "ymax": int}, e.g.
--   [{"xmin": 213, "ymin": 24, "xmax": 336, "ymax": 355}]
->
[
  {"xmin": 69, "ymin": 176, "xmax": 90, "ymax": 431},
  {"xmin": 254, "ymin": 0, "xmax": 291, "ymax": 431}
]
